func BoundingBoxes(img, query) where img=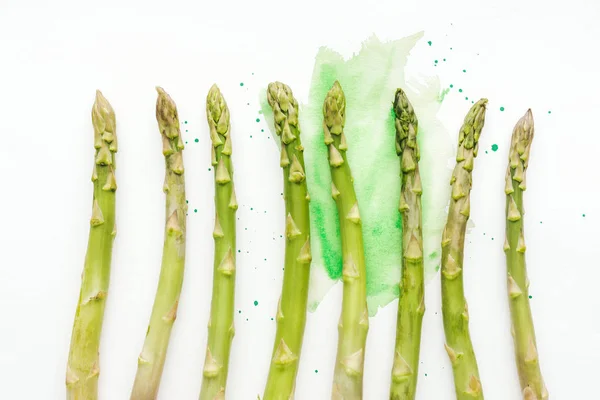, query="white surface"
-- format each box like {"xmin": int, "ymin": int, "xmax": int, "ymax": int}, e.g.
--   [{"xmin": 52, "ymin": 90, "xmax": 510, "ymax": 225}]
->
[{"xmin": 1, "ymin": 0, "xmax": 599, "ymax": 399}]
